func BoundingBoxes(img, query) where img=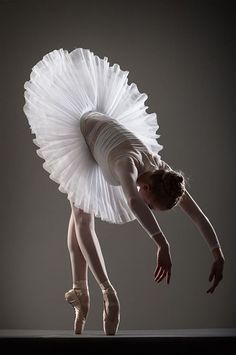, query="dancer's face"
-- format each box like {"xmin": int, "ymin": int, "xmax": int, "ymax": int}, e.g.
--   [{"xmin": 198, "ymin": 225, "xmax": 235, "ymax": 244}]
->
[
  {"xmin": 138, "ymin": 183, "xmax": 152, "ymax": 204},
  {"xmin": 138, "ymin": 184, "xmax": 165, "ymax": 211},
  {"xmin": 137, "ymin": 172, "xmax": 168, "ymax": 211}
]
